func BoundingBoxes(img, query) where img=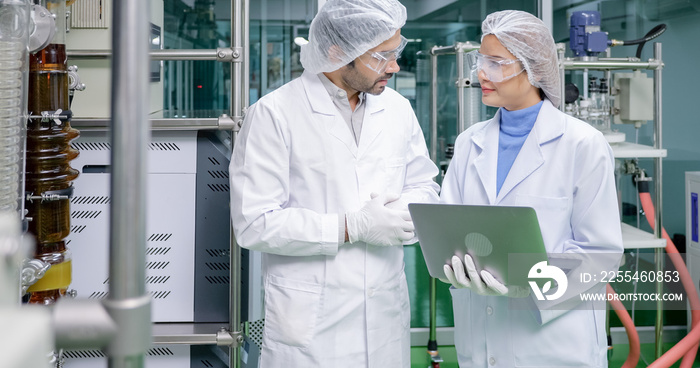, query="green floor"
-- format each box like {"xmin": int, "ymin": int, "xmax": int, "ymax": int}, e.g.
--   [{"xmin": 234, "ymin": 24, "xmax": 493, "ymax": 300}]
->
[{"xmin": 409, "ymin": 343, "xmax": 700, "ymax": 367}]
